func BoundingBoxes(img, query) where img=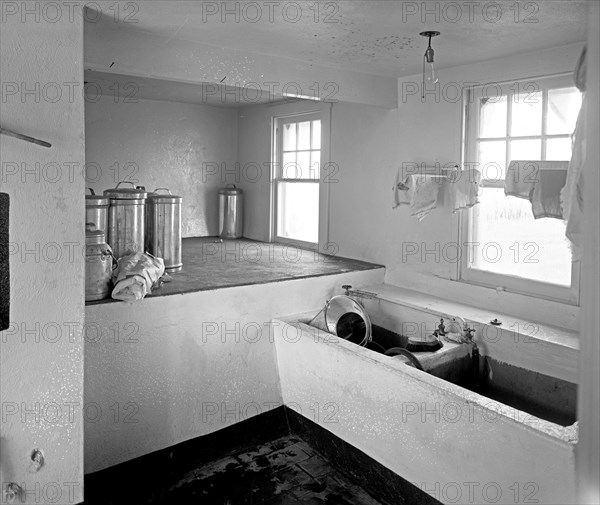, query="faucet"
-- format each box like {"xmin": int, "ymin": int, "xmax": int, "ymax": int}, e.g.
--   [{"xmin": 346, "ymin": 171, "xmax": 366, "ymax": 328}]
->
[
  {"xmin": 443, "ymin": 316, "xmax": 467, "ymax": 335},
  {"xmin": 441, "ymin": 316, "xmax": 476, "ymax": 346}
]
